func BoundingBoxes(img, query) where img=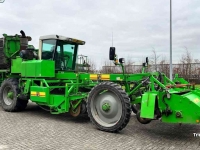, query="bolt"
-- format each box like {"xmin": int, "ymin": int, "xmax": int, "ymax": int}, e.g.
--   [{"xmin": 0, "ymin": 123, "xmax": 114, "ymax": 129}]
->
[
  {"xmin": 7, "ymin": 92, "xmax": 14, "ymax": 99},
  {"xmin": 176, "ymin": 111, "xmax": 182, "ymax": 118}
]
